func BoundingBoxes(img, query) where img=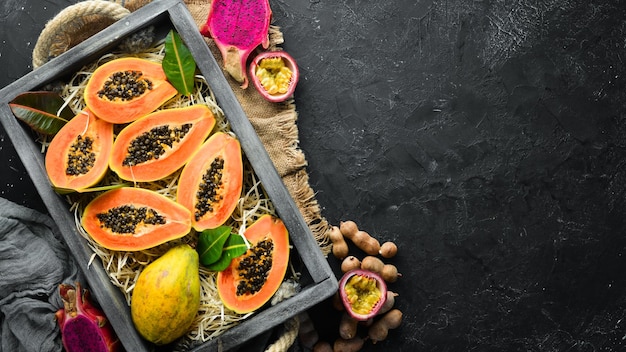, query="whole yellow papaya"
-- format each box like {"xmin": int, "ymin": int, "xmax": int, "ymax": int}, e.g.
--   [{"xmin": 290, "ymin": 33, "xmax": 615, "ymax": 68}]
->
[{"xmin": 131, "ymin": 244, "xmax": 200, "ymax": 345}]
